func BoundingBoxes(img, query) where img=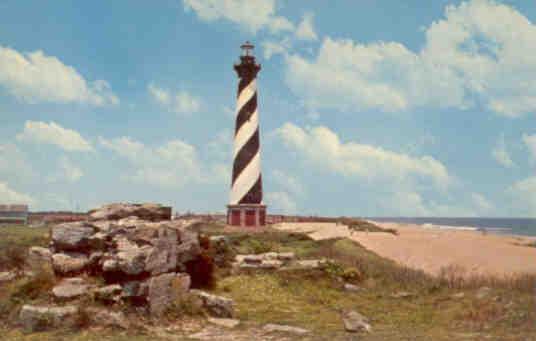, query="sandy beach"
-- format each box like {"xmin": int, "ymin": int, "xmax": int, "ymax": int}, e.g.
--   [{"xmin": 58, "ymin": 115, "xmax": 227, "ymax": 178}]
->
[{"xmin": 272, "ymin": 221, "xmax": 536, "ymax": 277}]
